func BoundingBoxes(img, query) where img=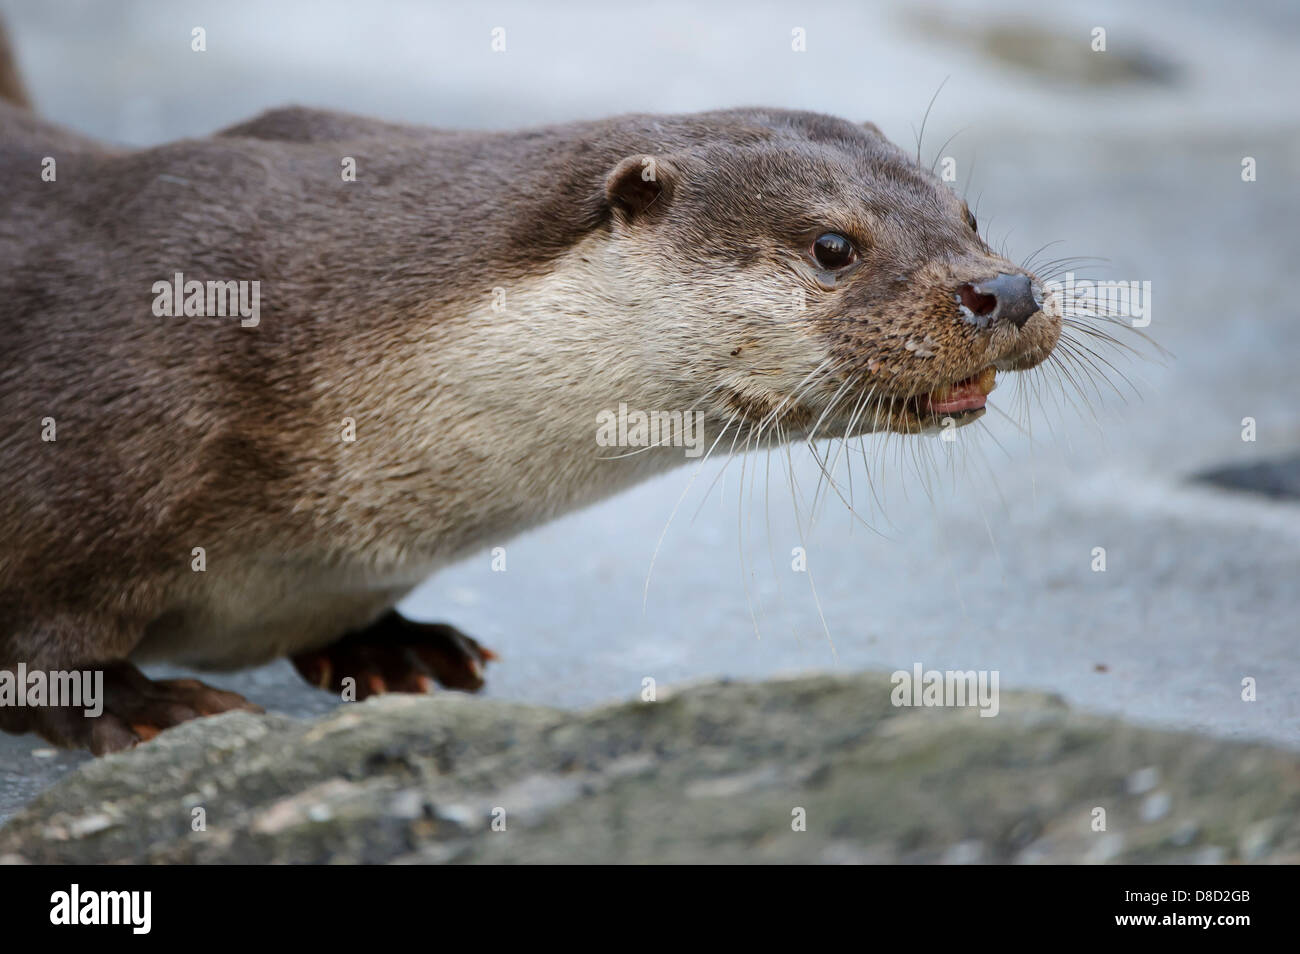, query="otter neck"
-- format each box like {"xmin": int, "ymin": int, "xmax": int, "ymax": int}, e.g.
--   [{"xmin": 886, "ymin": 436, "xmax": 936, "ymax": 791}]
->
[{"xmin": 326, "ymin": 235, "xmax": 721, "ymax": 567}]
